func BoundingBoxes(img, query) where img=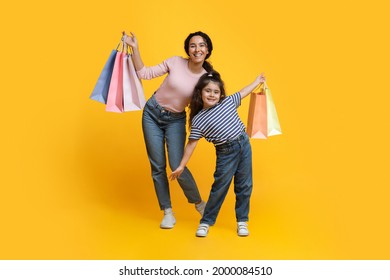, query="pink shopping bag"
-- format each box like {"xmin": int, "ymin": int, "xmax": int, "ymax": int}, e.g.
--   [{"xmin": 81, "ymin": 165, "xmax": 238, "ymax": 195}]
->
[
  {"xmin": 123, "ymin": 45, "xmax": 146, "ymax": 111},
  {"xmin": 106, "ymin": 46, "xmax": 125, "ymax": 113}
]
